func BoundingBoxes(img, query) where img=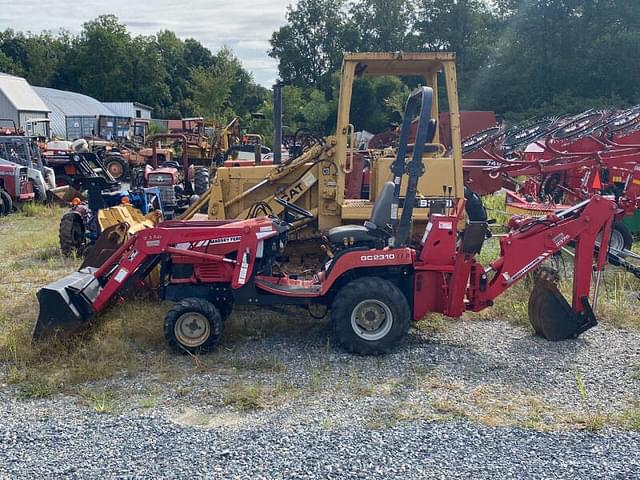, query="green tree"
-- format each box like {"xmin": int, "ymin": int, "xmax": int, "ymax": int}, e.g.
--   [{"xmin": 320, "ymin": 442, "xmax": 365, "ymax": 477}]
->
[
  {"xmin": 0, "ymin": 50, "xmax": 22, "ymax": 76},
  {"xmin": 269, "ymin": 0, "xmax": 349, "ymax": 91},
  {"xmin": 129, "ymin": 35, "xmax": 171, "ymax": 114},
  {"xmin": 64, "ymin": 15, "xmax": 133, "ymax": 100},
  {"xmin": 349, "ymin": 0, "xmax": 416, "ymax": 51}
]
